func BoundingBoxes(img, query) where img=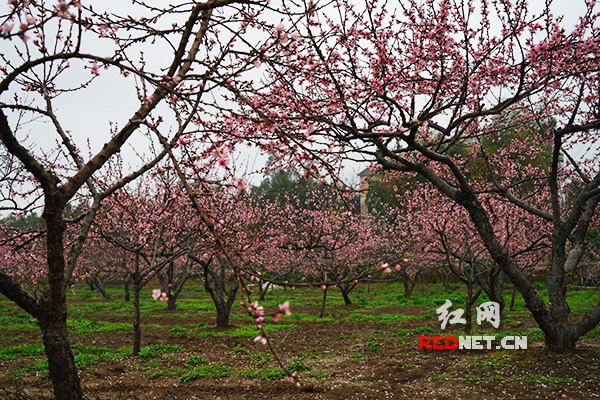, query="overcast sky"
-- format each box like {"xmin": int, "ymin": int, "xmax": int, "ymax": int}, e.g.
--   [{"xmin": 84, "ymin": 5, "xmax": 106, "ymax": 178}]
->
[{"xmin": 0, "ymin": 0, "xmax": 593, "ymax": 192}]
